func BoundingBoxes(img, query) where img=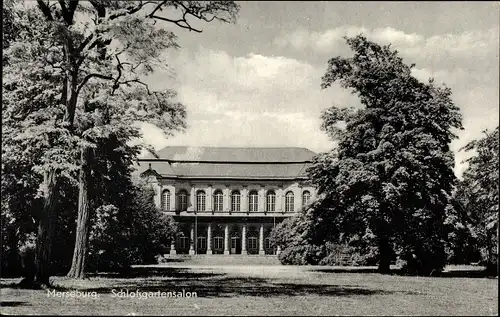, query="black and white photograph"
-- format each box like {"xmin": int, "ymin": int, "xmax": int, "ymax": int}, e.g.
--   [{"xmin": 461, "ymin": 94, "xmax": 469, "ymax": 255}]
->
[{"xmin": 1, "ymin": 1, "xmax": 498, "ymax": 315}]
